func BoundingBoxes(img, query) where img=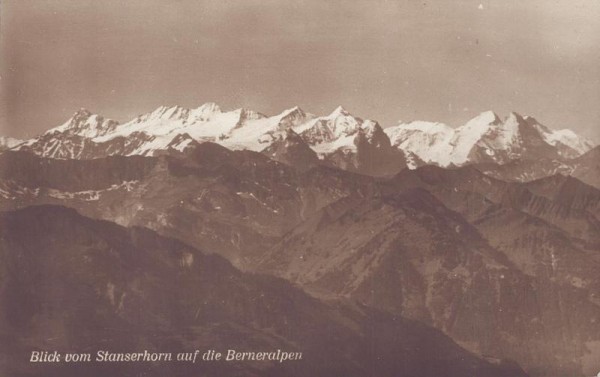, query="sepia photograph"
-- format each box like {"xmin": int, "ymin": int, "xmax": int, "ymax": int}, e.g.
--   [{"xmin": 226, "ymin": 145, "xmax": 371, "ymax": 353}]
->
[{"xmin": 1, "ymin": 1, "xmax": 599, "ymax": 376}]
